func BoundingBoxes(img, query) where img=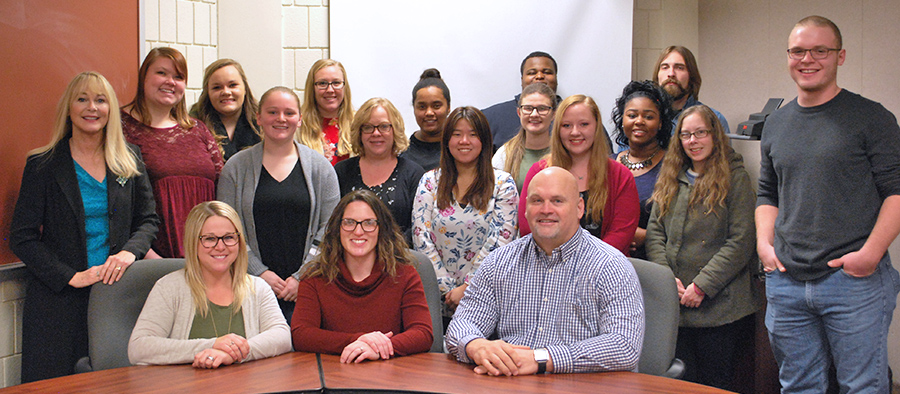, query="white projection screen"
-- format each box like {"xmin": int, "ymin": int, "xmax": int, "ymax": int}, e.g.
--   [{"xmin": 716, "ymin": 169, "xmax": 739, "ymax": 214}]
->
[{"xmin": 330, "ymin": 0, "xmax": 633, "ymax": 140}]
